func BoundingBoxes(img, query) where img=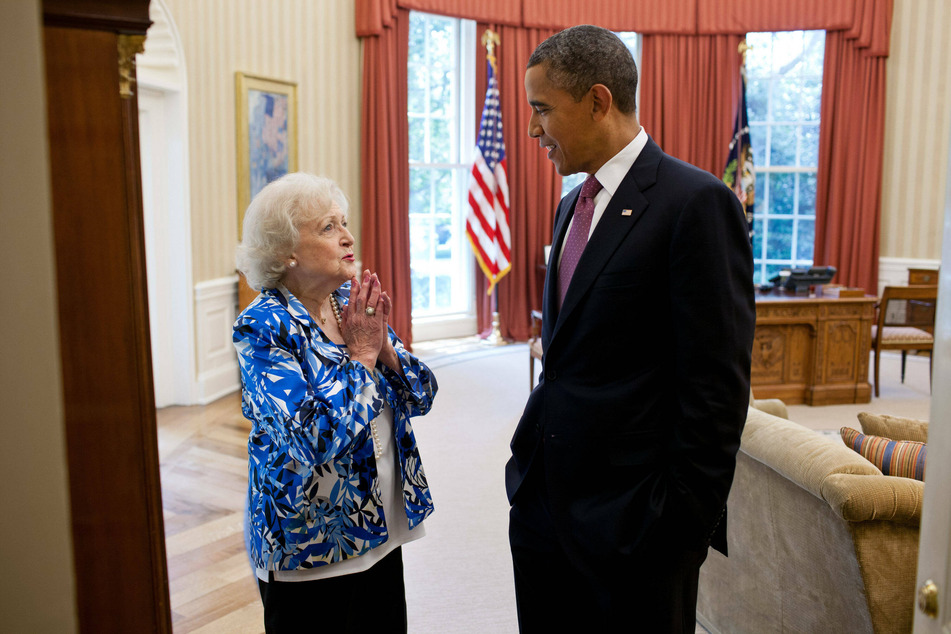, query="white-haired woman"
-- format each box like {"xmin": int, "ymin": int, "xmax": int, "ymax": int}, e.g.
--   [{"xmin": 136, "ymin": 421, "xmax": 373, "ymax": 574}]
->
[{"xmin": 233, "ymin": 172, "xmax": 437, "ymax": 633}]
